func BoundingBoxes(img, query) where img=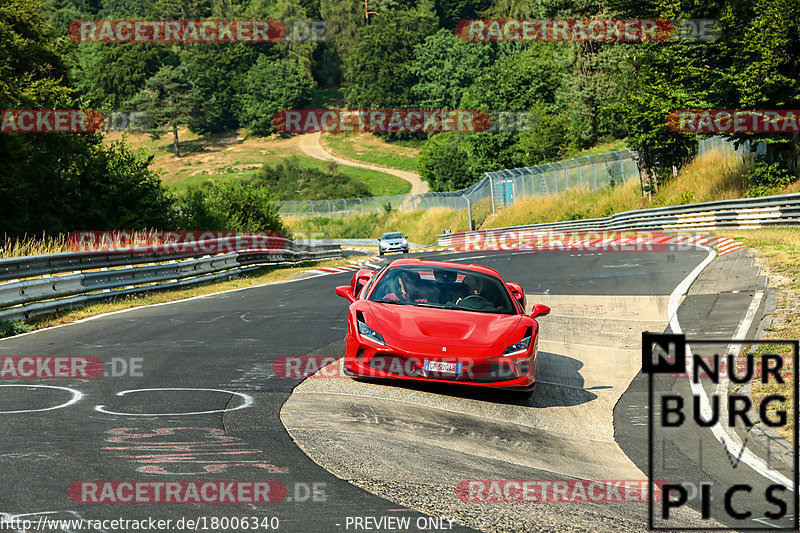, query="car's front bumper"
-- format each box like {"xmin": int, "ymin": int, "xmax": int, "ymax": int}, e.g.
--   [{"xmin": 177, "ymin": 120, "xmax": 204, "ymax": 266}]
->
[
  {"xmin": 343, "ymin": 339, "xmax": 536, "ymax": 389},
  {"xmin": 379, "ymin": 243, "xmax": 409, "ymax": 253}
]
